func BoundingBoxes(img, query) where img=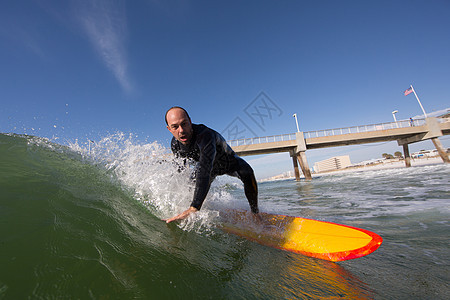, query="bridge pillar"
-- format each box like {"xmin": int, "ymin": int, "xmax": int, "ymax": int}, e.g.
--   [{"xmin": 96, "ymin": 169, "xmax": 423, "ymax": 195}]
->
[
  {"xmin": 292, "ymin": 132, "xmax": 312, "ymax": 180},
  {"xmin": 290, "ymin": 152, "xmax": 301, "ymax": 181},
  {"xmin": 290, "ymin": 150, "xmax": 311, "ymax": 181},
  {"xmin": 432, "ymin": 137, "xmax": 450, "ymax": 163},
  {"xmin": 402, "ymin": 144, "xmax": 411, "ymax": 168},
  {"xmin": 297, "ymin": 151, "xmax": 312, "ymax": 180}
]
